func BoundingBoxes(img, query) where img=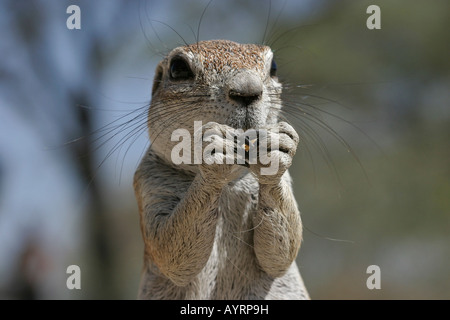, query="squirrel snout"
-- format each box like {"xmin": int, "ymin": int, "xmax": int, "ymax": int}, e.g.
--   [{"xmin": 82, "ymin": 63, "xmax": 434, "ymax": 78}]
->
[{"xmin": 227, "ymin": 70, "xmax": 263, "ymax": 107}]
